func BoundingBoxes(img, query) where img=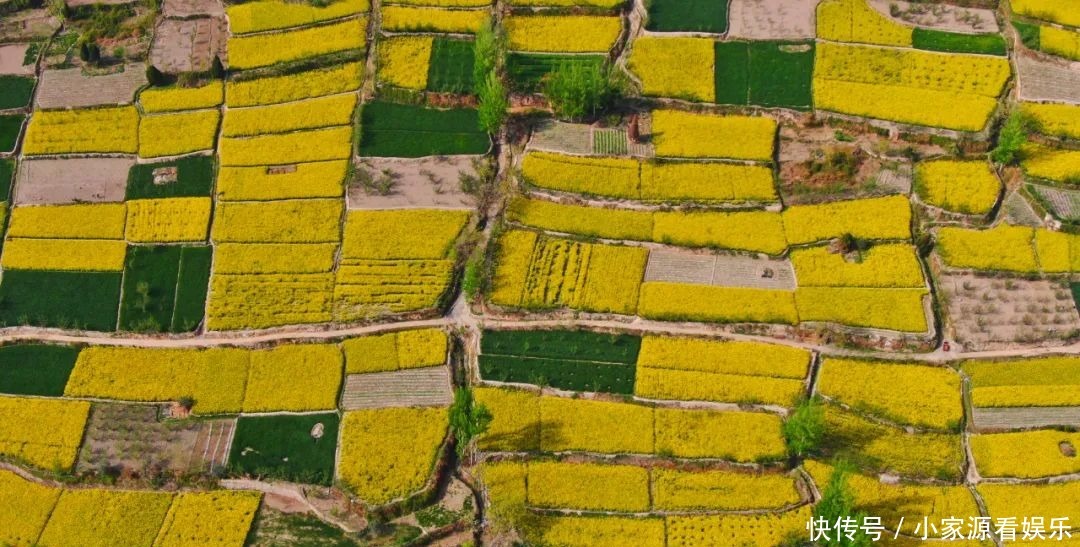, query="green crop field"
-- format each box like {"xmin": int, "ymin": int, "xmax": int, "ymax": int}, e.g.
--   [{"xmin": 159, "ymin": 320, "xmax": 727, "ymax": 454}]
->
[
  {"xmin": 646, "ymin": 0, "xmax": 728, "ymax": 33},
  {"xmin": 0, "ymin": 270, "xmax": 122, "ymax": 331},
  {"xmin": 0, "ymin": 344, "xmax": 79, "ymax": 396},
  {"xmin": 0, "ymin": 75, "xmax": 34, "ymax": 110},
  {"xmin": 479, "ymin": 330, "xmax": 640, "ymax": 394},
  {"xmin": 170, "ymin": 245, "xmax": 212, "ymax": 332},
  {"xmin": 119, "ymin": 245, "xmax": 183, "ymax": 333},
  {"xmin": 126, "ymin": 155, "xmax": 215, "ymax": 199},
  {"xmin": 507, "ymin": 53, "xmax": 606, "ymax": 92},
  {"xmin": 359, "ymin": 101, "xmax": 489, "ymax": 157},
  {"xmin": 0, "ymin": 115, "xmax": 23, "ymax": 153},
  {"xmin": 427, "ymin": 38, "xmax": 475, "ymax": 94},
  {"xmin": 913, "ymin": 28, "xmax": 1007, "ymax": 55},
  {"xmin": 229, "ymin": 413, "xmax": 340, "ymax": 485}
]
